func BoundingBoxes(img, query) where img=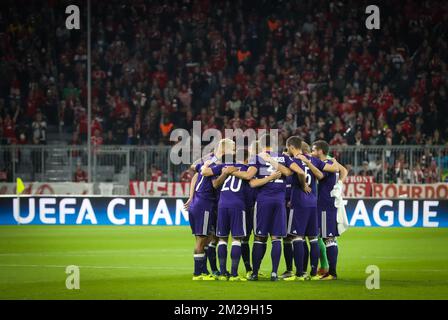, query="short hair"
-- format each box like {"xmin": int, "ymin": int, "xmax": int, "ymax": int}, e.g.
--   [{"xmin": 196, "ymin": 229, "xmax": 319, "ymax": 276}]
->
[
  {"xmin": 214, "ymin": 138, "xmax": 235, "ymax": 154},
  {"xmin": 301, "ymin": 141, "xmax": 311, "ymax": 154},
  {"xmin": 313, "ymin": 140, "xmax": 330, "ymax": 155},
  {"xmin": 286, "ymin": 136, "xmax": 303, "ymax": 149}
]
